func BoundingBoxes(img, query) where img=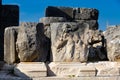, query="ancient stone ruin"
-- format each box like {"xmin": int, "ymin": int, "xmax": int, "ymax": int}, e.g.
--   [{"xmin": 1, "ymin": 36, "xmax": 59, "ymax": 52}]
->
[{"xmin": 1, "ymin": 1, "xmax": 120, "ymax": 80}]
